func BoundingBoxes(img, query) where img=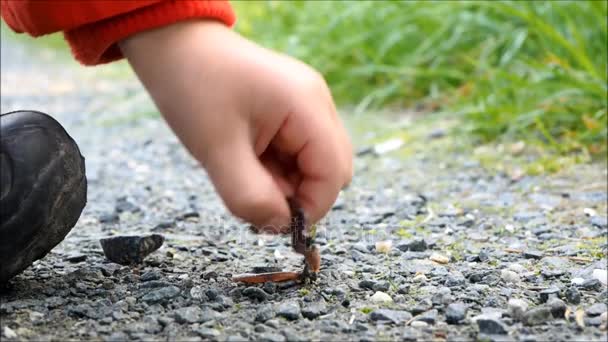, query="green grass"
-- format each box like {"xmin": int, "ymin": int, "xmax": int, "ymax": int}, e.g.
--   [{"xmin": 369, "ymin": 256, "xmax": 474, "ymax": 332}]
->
[{"xmin": 233, "ymin": 0, "xmax": 607, "ymax": 156}]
